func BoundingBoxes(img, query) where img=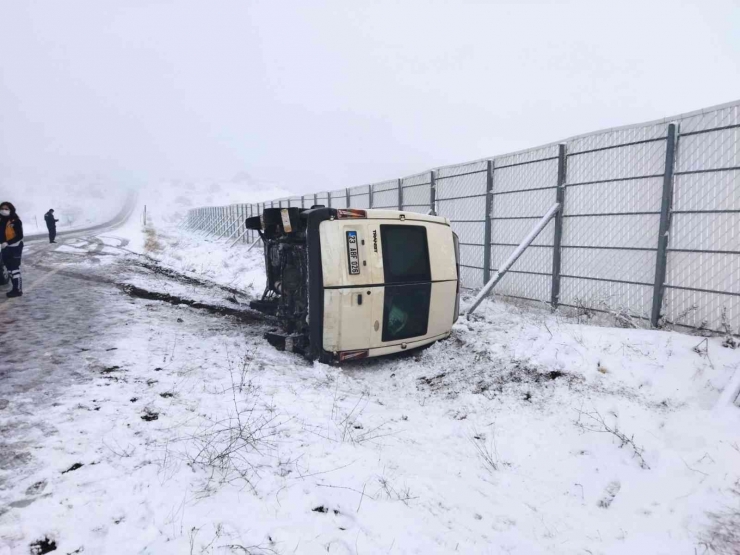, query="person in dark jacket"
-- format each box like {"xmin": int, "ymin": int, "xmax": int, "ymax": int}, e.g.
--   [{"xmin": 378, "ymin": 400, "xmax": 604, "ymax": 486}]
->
[
  {"xmin": 0, "ymin": 202, "xmax": 24, "ymax": 297},
  {"xmin": 44, "ymin": 208, "xmax": 58, "ymax": 243}
]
